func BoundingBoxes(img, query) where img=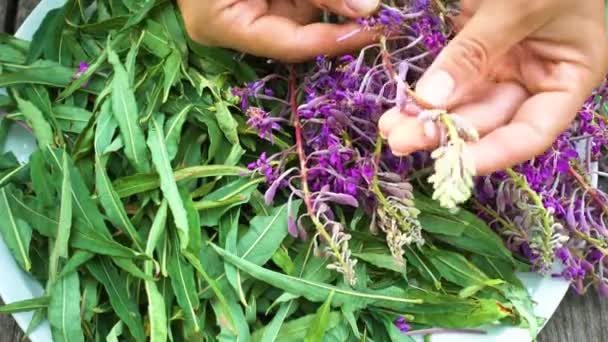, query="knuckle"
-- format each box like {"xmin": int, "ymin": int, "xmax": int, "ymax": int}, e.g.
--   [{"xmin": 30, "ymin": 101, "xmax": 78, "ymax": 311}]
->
[{"xmin": 450, "ymin": 37, "xmax": 490, "ymax": 76}]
